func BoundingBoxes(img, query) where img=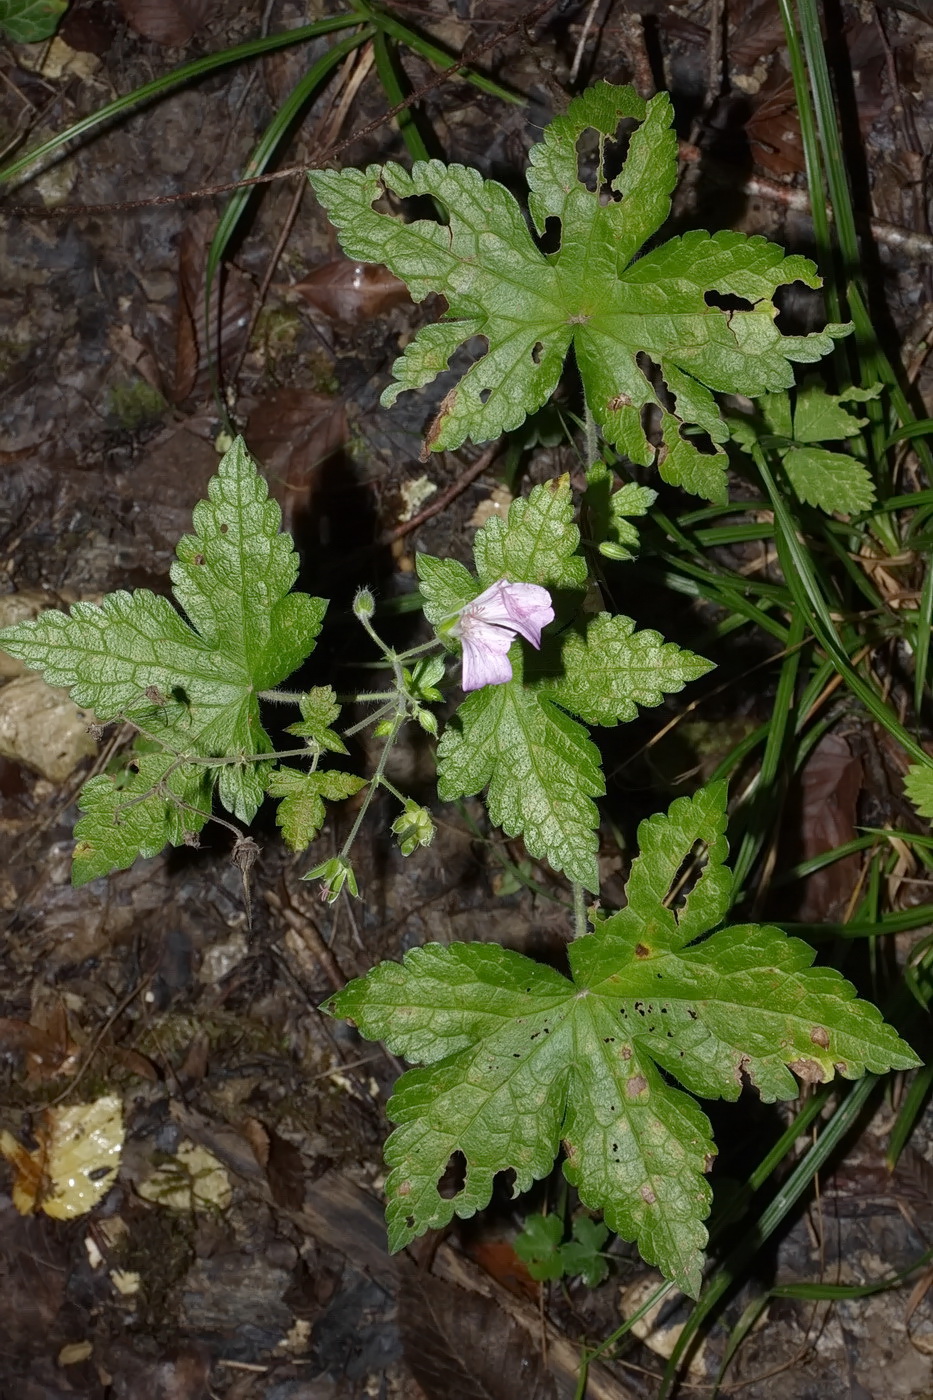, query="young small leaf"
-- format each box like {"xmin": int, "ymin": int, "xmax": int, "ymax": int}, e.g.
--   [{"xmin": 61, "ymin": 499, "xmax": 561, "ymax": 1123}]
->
[
  {"xmin": 514, "ymin": 1213, "xmax": 565, "ymax": 1281},
  {"xmin": 286, "ymin": 686, "xmax": 348, "ymax": 754},
  {"xmin": 266, "ymin": 768, "xmax": 366, "ymax": 851},
  {"xmin": 584, "ymin": 463, "xmax": 656, "ymax": 561},
  {"xmin": 782, "ymin": 446, "xmax": 875, "ymax": 515},
  {"xmin": 560, "ymin": 1216, "xmax": 610, "ymax": 1287},
  {"xmin": 905, "ymin": 763, "xmax": 933, "ymax": 821},
  {"xmin": 729, "ymin": 379, "xmax": 878, "ymax": 515},
  {"xmin": 791, "ymin": 379, "xmax": 879, "ymax": 443},
  {"xmin": 310, "ymin": 82, "xmax": 848, "ymax": 502},
  {"xmin": 327, "ymin": 783, "xmax": 917, "ymax": 1296}
]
